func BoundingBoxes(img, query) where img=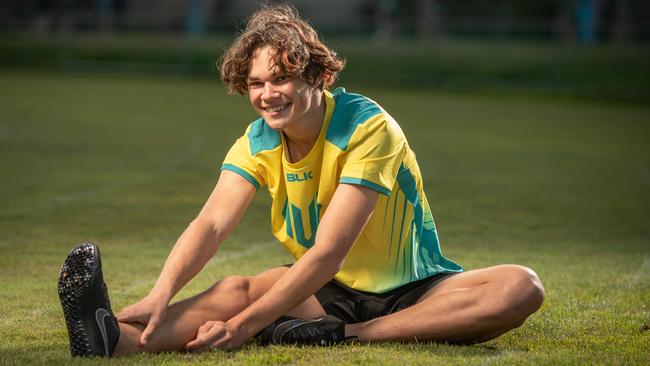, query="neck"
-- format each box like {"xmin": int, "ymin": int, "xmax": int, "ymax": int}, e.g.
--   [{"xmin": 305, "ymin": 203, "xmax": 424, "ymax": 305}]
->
[{"xmin": 283, "ymin": 92, "xmax": 326, "ymax": 159}]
